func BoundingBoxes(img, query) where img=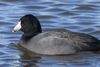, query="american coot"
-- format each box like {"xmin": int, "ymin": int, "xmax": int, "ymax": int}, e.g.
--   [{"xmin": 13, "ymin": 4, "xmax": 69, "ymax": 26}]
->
[{"xmin": 12, "ymin": 14, "xmax": 100, "ymax": 55}]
